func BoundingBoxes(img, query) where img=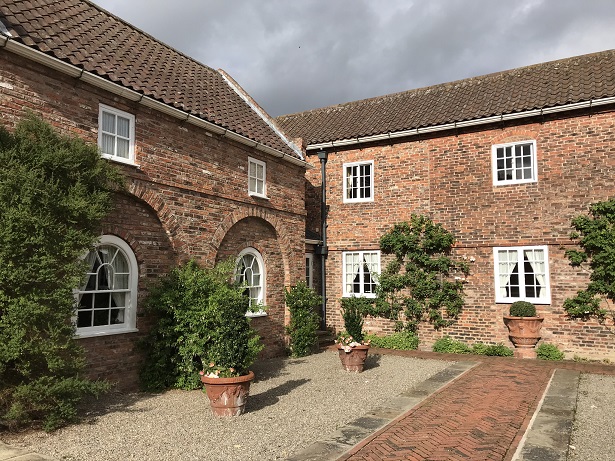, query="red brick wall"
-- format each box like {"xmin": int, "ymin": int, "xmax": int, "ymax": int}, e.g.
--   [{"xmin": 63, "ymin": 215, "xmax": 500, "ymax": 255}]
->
[
  {"xmin": 64, "ymin": 192, "xmax": 177, "ymax": 391},
  {"xmin": 1, "ymin": 51, "xmax": 307, "ymax": 389},
  {"xmin": 216, "ymin": 216, "xmax": 289, "ymax": 357},
  {"xmin": 307, "ymin": 108, "xmax": 615, "ymax": 360}
]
